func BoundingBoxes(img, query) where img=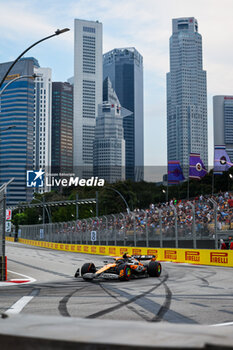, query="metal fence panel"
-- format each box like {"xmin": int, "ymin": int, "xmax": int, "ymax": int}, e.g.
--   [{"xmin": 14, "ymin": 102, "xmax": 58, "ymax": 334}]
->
[{"xmin": 18, "ymin": 194, "xmax": 233, "ymax": 249}]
